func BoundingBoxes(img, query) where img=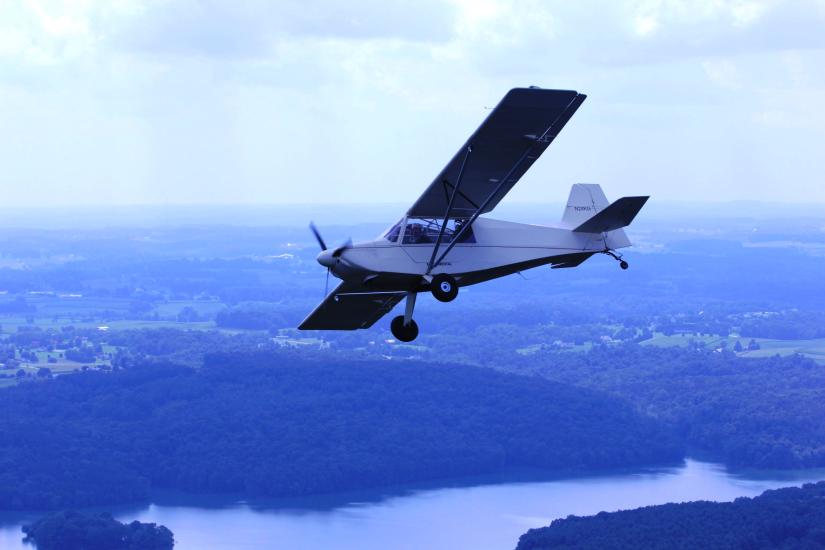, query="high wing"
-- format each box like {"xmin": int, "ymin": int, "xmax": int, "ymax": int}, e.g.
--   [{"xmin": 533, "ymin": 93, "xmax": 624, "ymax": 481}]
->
[
  {"xmin": 298, "ymin": 282, "xmax": 406, "ymax": 330},
  {"xmin": 407, "ymin": 88, "xmax": 586, "ymax": 218}
]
